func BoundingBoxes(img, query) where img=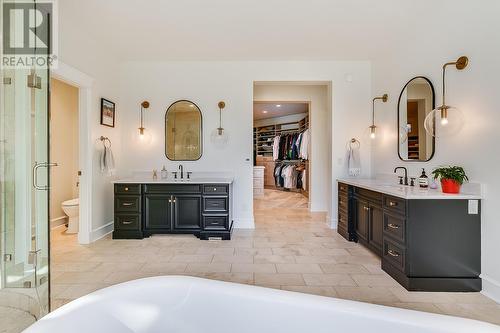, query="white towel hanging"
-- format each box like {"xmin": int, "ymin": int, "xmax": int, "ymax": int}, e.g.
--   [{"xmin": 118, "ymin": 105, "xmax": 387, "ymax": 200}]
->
[{"xmin": 346, "ymin": 138, "xmax": 361, "ymax": 177}]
